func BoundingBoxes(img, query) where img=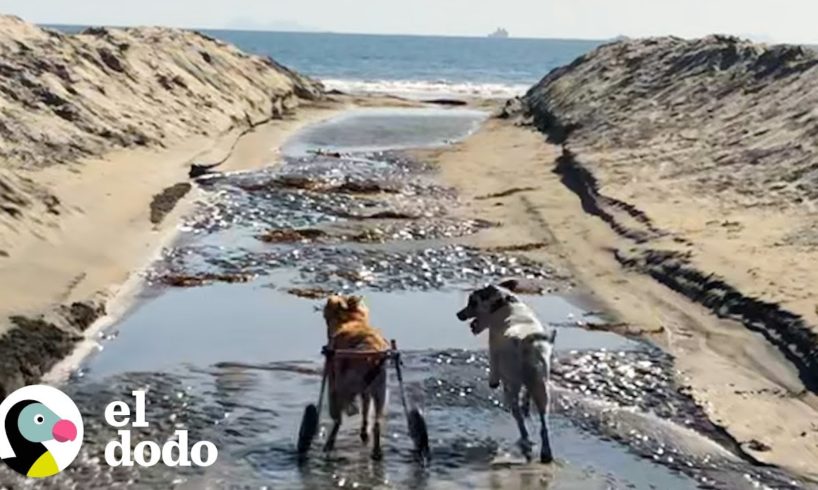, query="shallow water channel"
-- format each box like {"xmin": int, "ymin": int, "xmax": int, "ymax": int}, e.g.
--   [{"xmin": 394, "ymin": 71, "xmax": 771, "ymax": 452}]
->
[{"xmin": 20, "ymin": 109, "xmax": 809, "ymax": 489}]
